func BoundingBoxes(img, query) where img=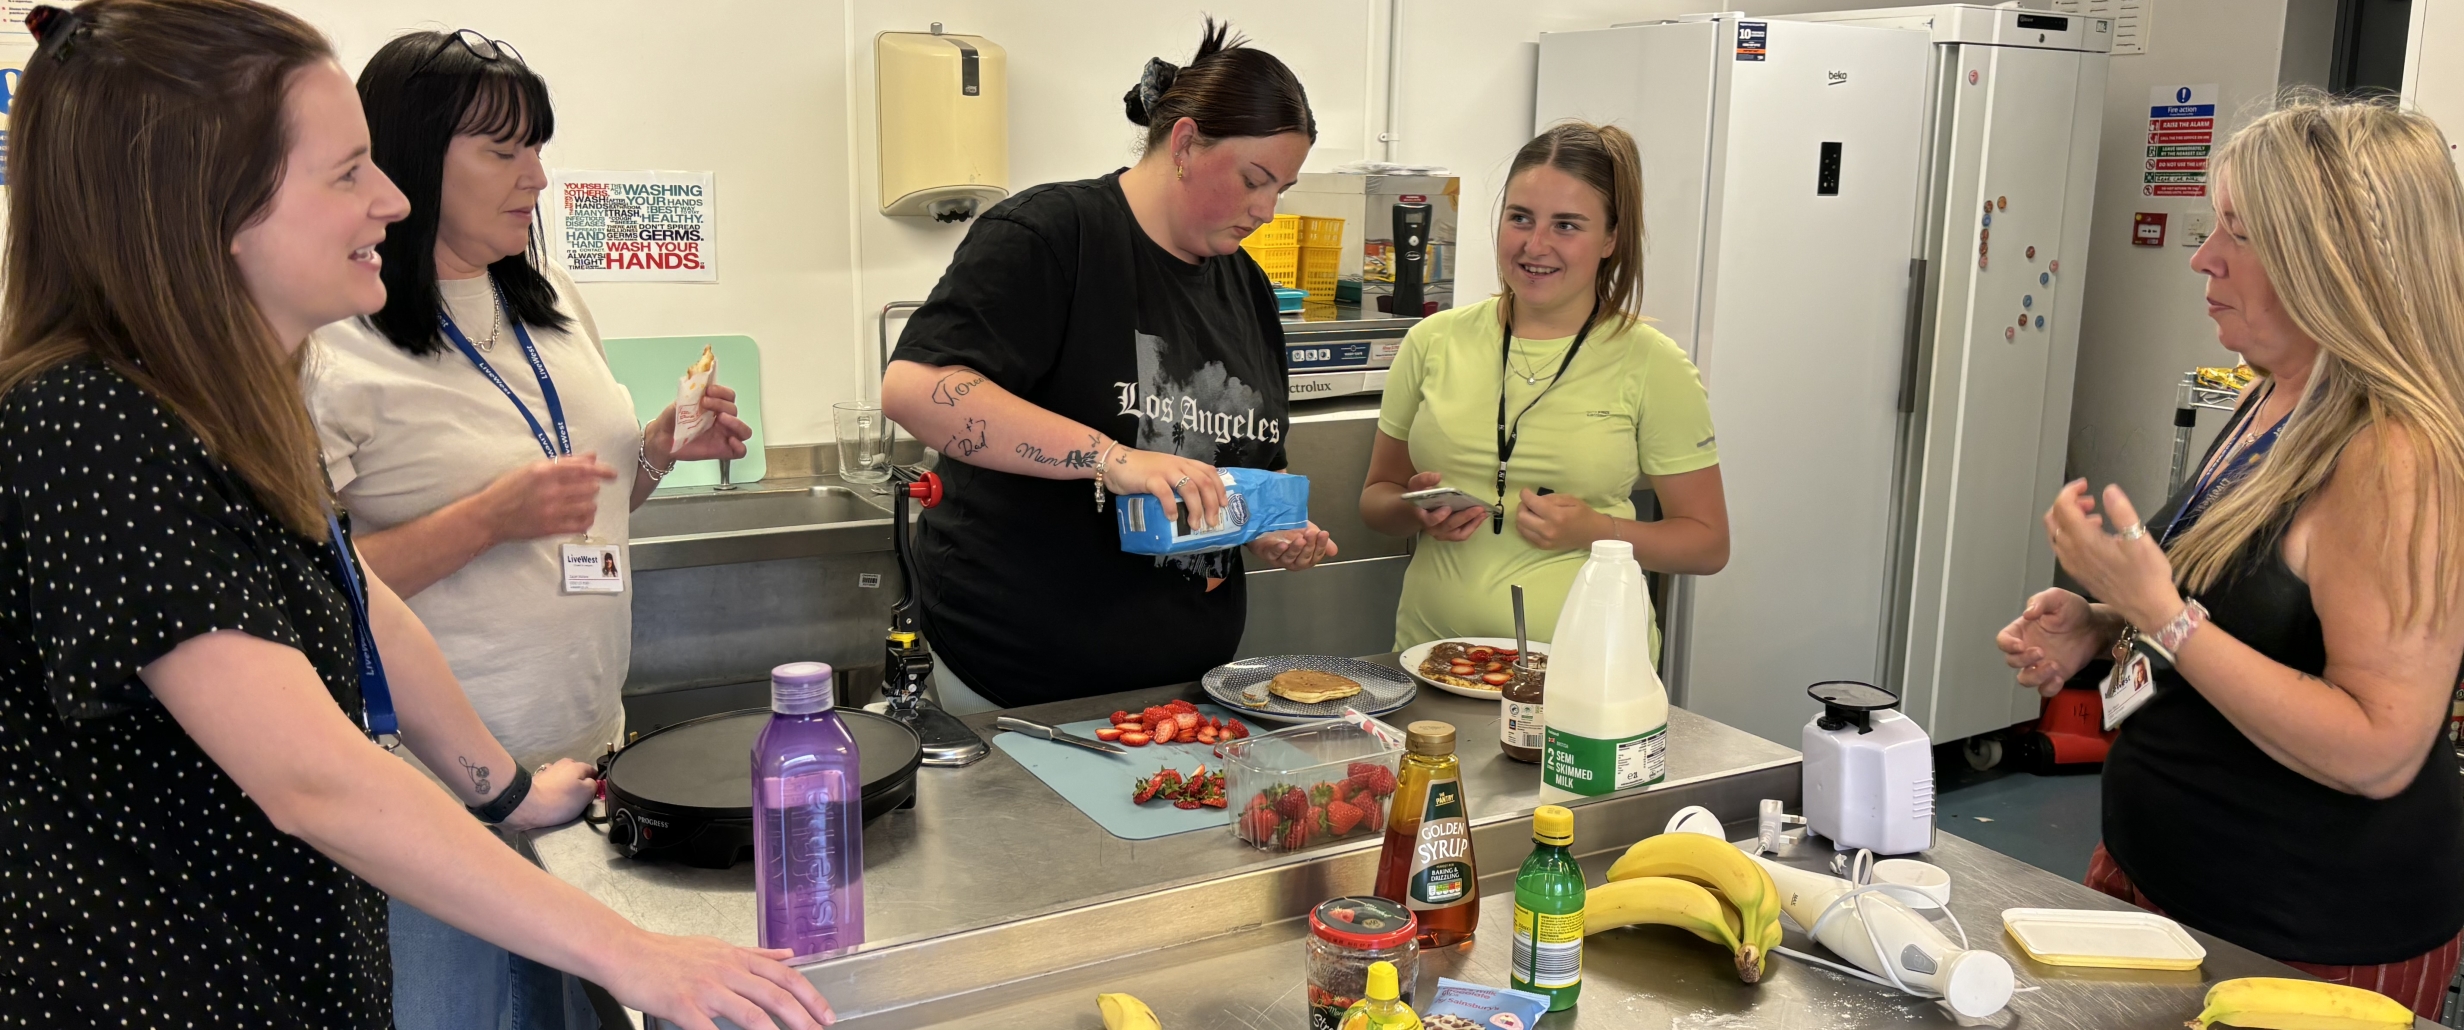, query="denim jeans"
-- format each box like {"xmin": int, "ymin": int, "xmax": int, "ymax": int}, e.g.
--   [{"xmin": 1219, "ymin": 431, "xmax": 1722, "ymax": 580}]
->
[{"xmin": 389, "ymin": 896, "xmax": 600, "ymax": 1030}]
